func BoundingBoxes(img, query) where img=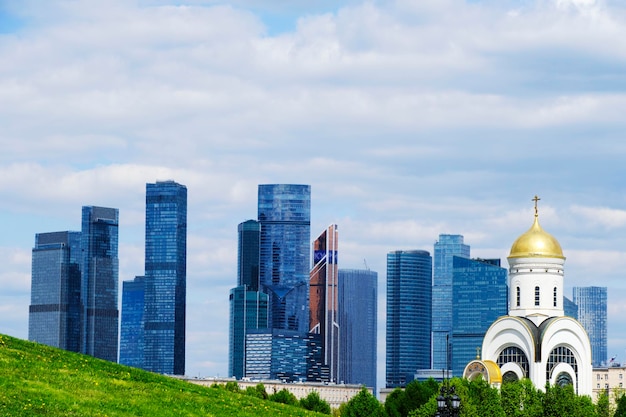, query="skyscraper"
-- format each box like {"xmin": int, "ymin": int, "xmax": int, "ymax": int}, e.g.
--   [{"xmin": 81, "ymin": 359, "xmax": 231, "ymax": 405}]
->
[
  {"xmin": 451, "ymin": 257, "xmax": 507, "ymax": 376},
  {"xmin": 29, "ymin": 231, "xmax": 82, "ymax": 352},
  {"xmin": 229, "ymin": 219, "xmax": 267, "ymax": 379},
  {"xmin": 432, "ymin": 234, "xmax": 470, "ymax": 371},
  {"xmin": 338, "ymin": 268, "xmax": 377, "ymax": 391},
  {"xmin": 386, "ymin": 250, "xmax": 432, "ymax": 388},
  {"xmin": 573, "ymin": 286, "xmax": 607, "ymax": 367},
  {"xmin": 143, "ymin": 180, "xmax": 187, "ymax": 375},
  {"xmin": 309, "ymin": 224, "xmax": 339, "ymax": 382},
  {"xmin": 81, "ymin": 205, "xmax": 119, "ymax": 362},
  {"xmin": 258, "ymin": 184, "xmax": 311, "ymax": 333},
  {"xmin": 119, "ymin": 276, "xmax": 145, "ymax": 368}
]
